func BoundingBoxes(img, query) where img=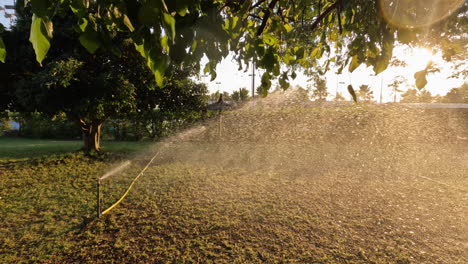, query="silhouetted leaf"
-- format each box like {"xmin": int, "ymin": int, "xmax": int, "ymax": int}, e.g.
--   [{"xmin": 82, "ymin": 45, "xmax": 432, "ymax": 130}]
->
[
  {"xmin": 348, "ymin": 55, "xmax": 360, "ymax": 72},
  {"xmin": 414, "ymin": 70, "xmax": 428, "ymax": 90},
  {"xmin": 29, "ymin": 15, "xmax": 53, "ymax": 65},
  {"xmin": 348, "ymin": 84, "xmax": 357, "ymax": 103},
  {"xmin": 79, "ymin": 25, "xmax": 101, "ymax": 54},
  {"xmin": 0, "ymin": 37, "xmax": 5, "ymax": 62},
  {"xmin": 163, "ymin": 13, "xmax": 176, "ymax": 40}
]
